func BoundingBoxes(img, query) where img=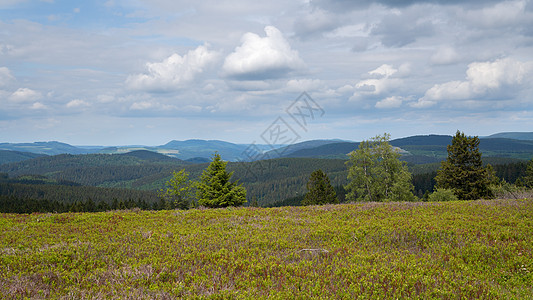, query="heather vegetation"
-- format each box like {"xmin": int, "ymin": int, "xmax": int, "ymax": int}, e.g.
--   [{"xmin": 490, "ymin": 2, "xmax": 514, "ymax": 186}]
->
[{"xmin": 1, "ymin": 200, "xmax": 532, "ymax": 298}]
